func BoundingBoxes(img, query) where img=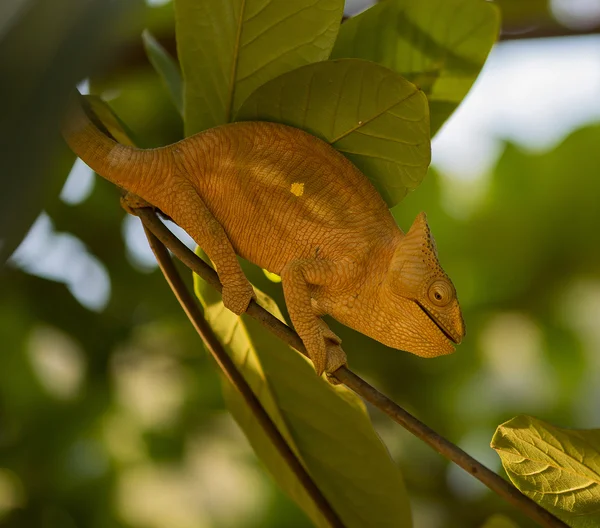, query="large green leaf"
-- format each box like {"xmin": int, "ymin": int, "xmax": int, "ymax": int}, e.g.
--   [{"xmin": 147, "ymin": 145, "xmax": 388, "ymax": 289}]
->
[
  {"xmin": 331, "ymin": 0, "xmax": 500, "ymax": 136},
  {"xmin": 491, "ymin": 415, "xmax": 600, "ymax": 527},
  {"xmin": 0, "ymin": 0, "xmax": 143, "ymax": 265},
  {"xmin": 174, "ymin": 0, "xmax": 344, "ymax": 135},
  {"xmin": 194, "ymin": 270, "xmax": 412, "ymax": 528},
  {"xmin": 236, "ymin": 58, "xmax": 430, "ymax": 207}
]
